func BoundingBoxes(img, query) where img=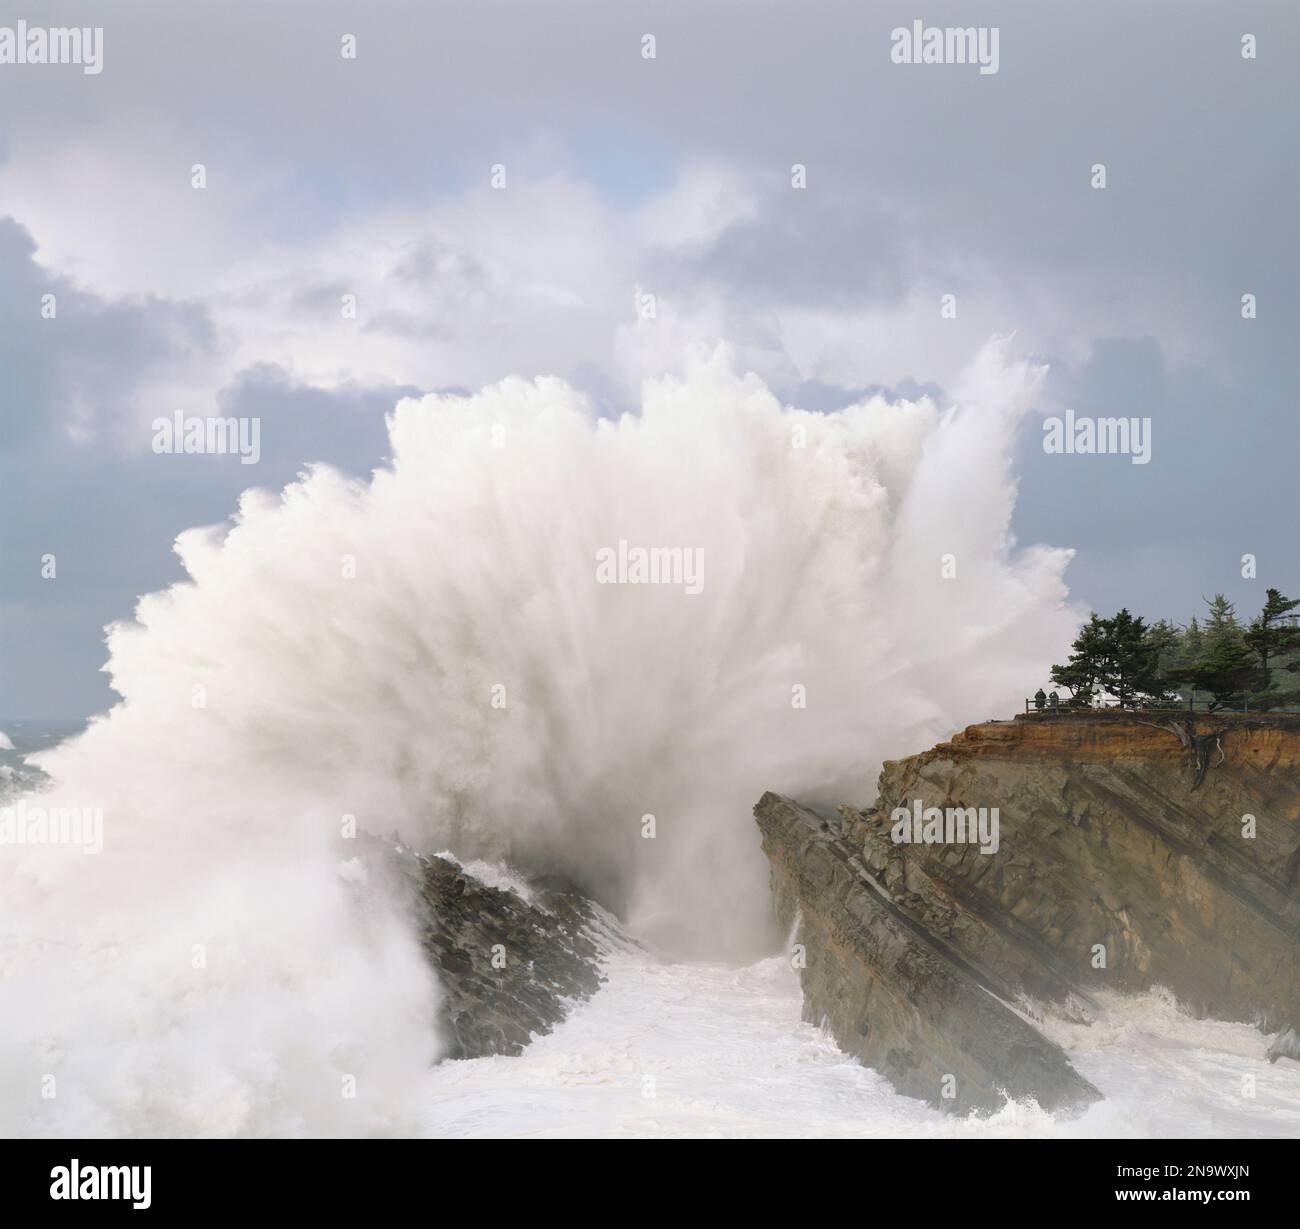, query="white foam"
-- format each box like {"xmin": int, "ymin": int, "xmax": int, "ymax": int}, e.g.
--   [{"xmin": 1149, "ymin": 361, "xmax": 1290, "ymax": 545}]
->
[
  {"xmin": 421, "ymin": 955, "xmax": 1300, "ymax": 1139},
  {"xmin": 0, "ymin": 340, "xmax": 1081, "ymax": 1135}
]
